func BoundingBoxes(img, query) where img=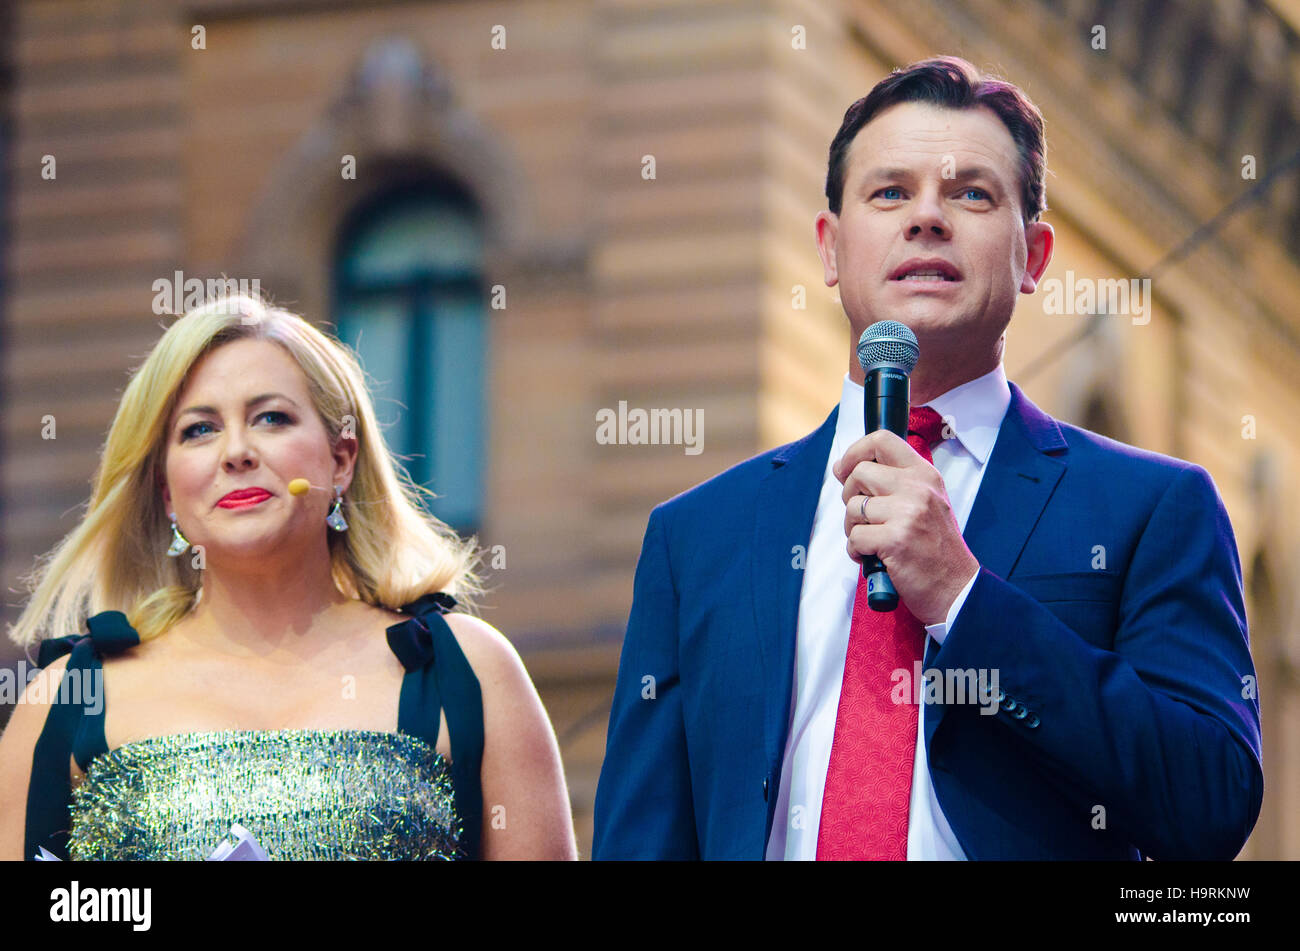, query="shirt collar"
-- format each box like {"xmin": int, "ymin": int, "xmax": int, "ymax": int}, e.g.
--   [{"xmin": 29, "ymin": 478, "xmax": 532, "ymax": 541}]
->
[{"xmin": 834, "ymin": 363, "xmax": 1009, "ymax": 466}]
